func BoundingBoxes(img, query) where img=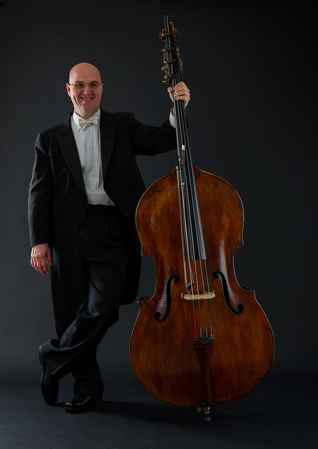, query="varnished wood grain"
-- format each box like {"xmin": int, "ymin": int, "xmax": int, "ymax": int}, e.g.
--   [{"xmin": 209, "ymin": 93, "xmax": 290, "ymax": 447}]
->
[{"xmin": 129, "ymin": 167, "xmax": 275, "ymax": 407}]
